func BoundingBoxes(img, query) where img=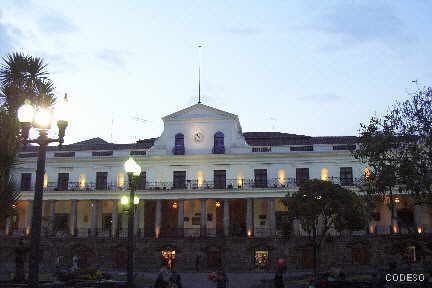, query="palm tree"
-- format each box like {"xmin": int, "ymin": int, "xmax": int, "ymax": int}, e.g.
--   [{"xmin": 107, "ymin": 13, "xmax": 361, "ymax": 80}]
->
[
  {"xmin": 0, "ymin": 52, "xmax": 55, "ymax": 227},
  {"xmin": 0, "ymin": 52, "xmax": 56, "ymax": 111}
]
